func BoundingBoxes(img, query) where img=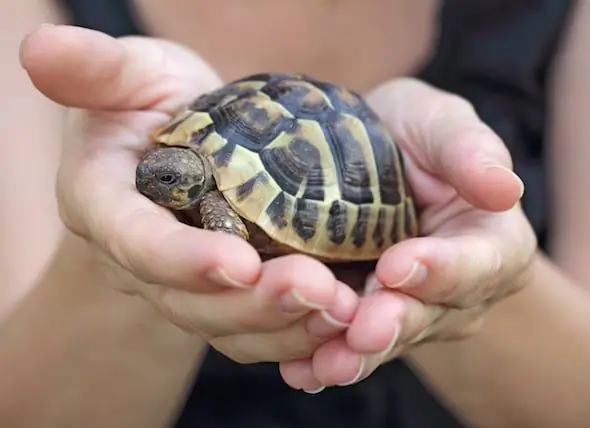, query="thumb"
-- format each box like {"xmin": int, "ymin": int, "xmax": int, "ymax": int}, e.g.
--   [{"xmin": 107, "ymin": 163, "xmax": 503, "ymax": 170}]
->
[
  {"xmin": 19, "ymin": 24, "xmax": 222, "ymax": 113},
  {"xmin": 423, "ymin": 100, "xmax": 525, "ymax": 212},
  {"xmin": 367, "ymin": 78, "xmax": 524, "ymax": 212}
]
